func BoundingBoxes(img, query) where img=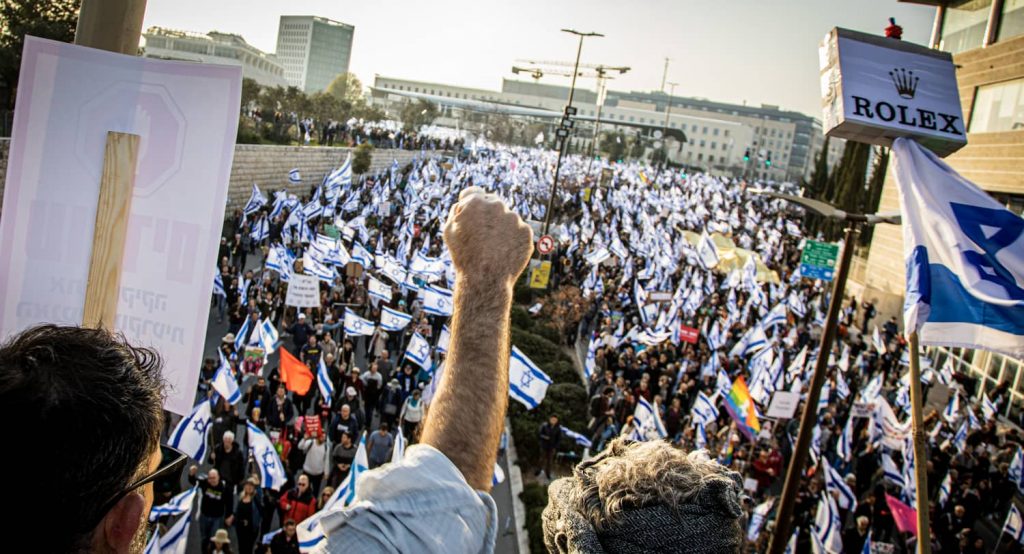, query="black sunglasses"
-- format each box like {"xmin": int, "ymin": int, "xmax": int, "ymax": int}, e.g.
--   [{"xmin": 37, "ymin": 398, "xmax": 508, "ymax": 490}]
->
[{"xmin": 85, "ymin": 444, "xmax": 188, "ymax": 532}]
